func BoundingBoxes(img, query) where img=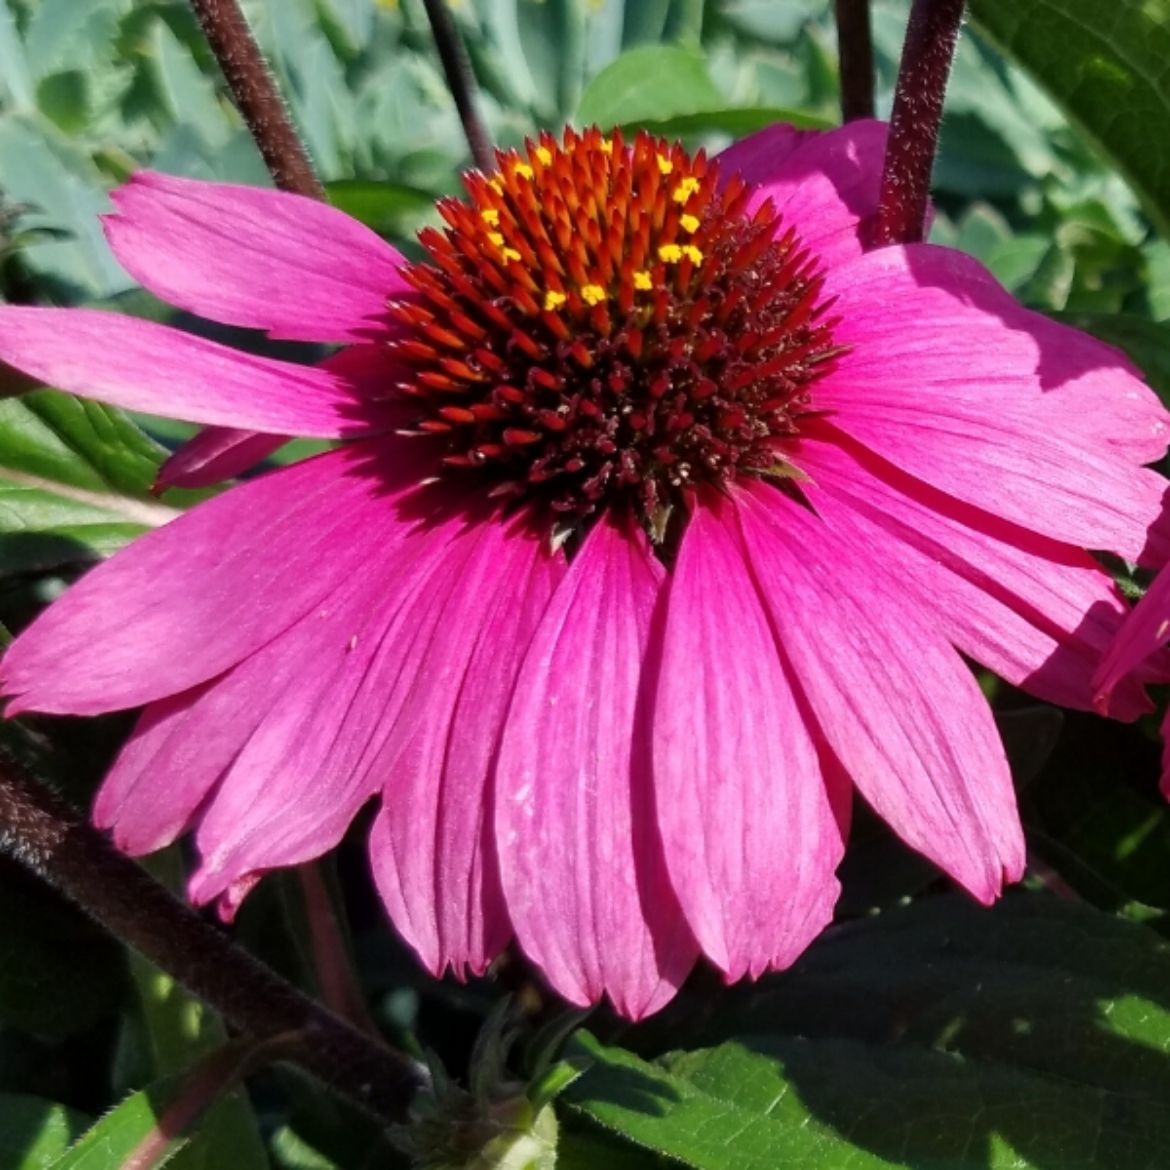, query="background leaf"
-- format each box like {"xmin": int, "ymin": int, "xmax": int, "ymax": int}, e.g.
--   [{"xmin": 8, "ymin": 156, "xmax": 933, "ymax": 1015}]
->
[
  {"xmin": 566, "ymin": 894, "xmax": 1170, "ymax": 1169},
  {"xmin": 970, "ymin": 0, "xmax": 1170, "ymax": 238},
  {"xmin": 0, "ymin": 1094, "xmax": 89, "ymax": 1170}
]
